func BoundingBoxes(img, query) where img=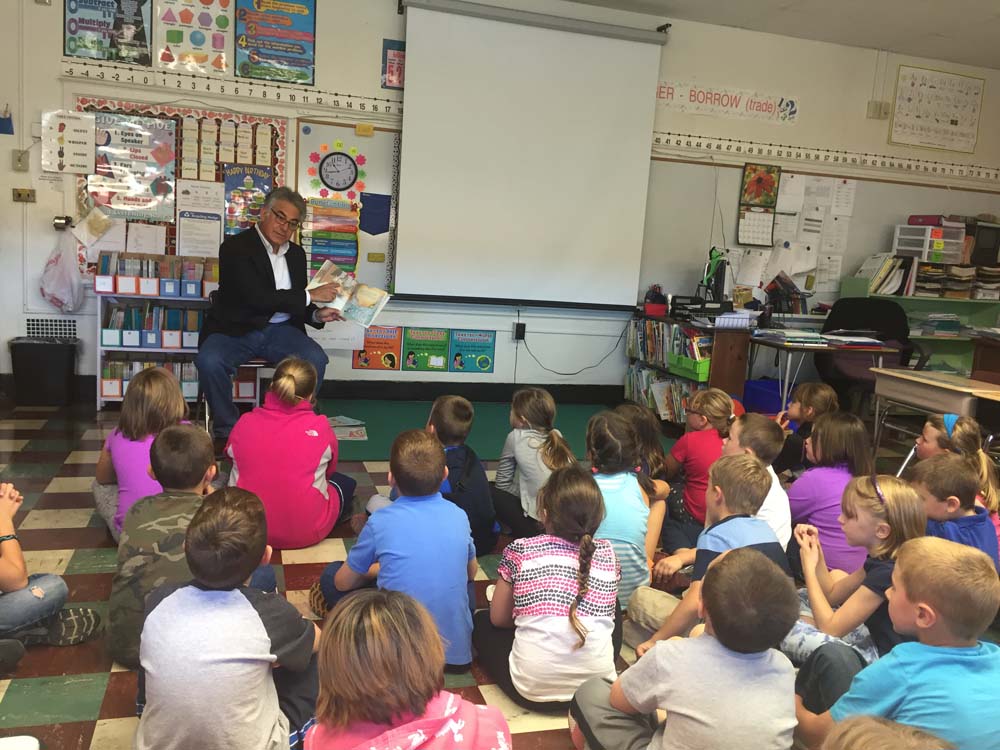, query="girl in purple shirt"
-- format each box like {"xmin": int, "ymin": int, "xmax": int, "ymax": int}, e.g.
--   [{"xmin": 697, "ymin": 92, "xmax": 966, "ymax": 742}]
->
[
  {"xmin": 787, "ymin": 412, "xmax": 873, "ymax": 574},
  {"xmin": 93, "ymin": 368, "xmax": 188, "ymax": 541}
]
